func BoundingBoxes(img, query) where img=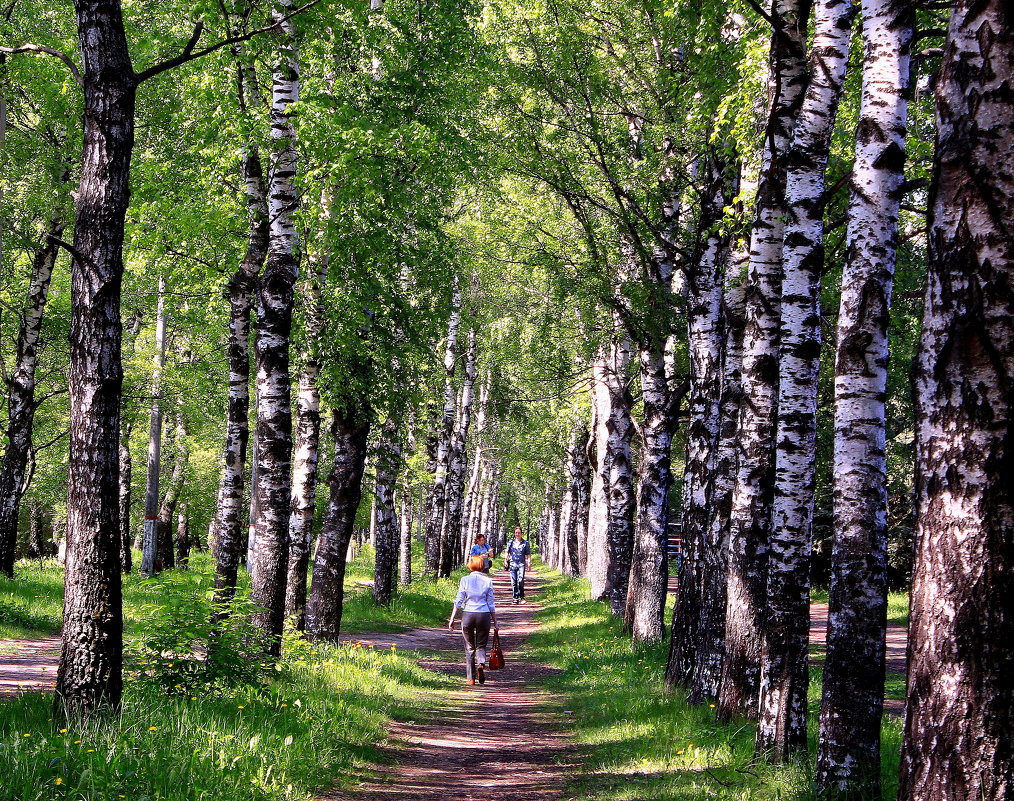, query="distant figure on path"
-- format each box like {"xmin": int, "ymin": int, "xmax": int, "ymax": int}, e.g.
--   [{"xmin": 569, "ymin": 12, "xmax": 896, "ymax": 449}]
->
[
  {"xmin": 469, "ymin": 533, "xmax": 492, "ymax": 572},
  {"xmin": 505, "ymin": 526, "xmax": 532, "ymax": 604},
  {"xmin": 448, "ymin": 557, "xmax": 499, "ymax": 685}
]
